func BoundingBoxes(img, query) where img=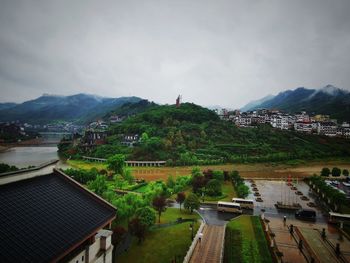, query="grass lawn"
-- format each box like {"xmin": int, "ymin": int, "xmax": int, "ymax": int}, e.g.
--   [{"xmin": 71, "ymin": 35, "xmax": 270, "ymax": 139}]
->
[
  {"xmin": 117, "ymin": 208, "xmax": 200, "ymax": 263},
  {"xmin": 157, "ymin": 207, "xmax": 199, "ymax": 224},
  {"xmin": 170, "ymin": 181, "xmax": 236, "ymax": 203},
  {"xmin": 224, "ymin": 215, "xmax": 272, "ymax": 263},
  {"xmin": 67, "ymin": 159, "xmax": 107, "ymax": 170}
]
